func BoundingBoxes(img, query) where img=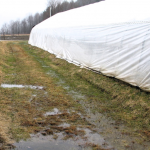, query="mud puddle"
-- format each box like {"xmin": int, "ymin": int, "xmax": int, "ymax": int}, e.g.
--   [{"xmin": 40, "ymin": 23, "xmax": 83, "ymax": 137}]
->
[
  {"xmin": 12, "ymin": 108, "xmax": 112, "ymax": 150},
  {"xmin": 1, "ymin": 84, "xmax": 44, "ymax": 90},
  {"xmin": 13, "ymin": 133, "xmax": 82, "ymax": 150},
  {"xmin": 45, "ymin": 69, "xmax": 150, "ymax": 149},
  {"xmin": 81, "ymin": 103, "xmax": 150, "ymax": 150},
  {"xmin": 12, "ymin": 127, "xmax": 112, "ymax": 150},
  {"xmin": 27, "ymin": 53, "xmax": 150, "ymax": 150},
  {"xmin": 44, "ymin": 108, "xmax": 60, "ymax": 116}
]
